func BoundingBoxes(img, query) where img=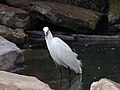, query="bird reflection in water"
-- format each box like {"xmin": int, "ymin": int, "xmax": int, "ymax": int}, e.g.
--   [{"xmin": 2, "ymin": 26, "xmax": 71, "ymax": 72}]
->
[{"xmin": 60, "ymin": 75, "xmax": 82, "ymax": 90}]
